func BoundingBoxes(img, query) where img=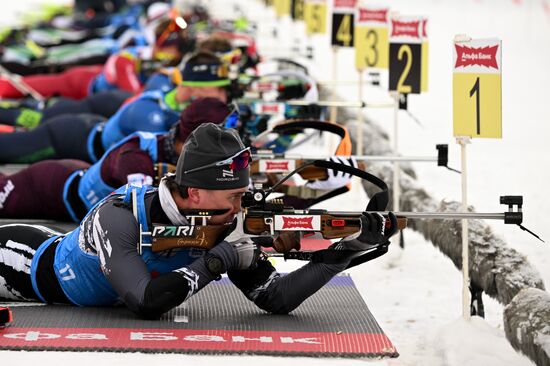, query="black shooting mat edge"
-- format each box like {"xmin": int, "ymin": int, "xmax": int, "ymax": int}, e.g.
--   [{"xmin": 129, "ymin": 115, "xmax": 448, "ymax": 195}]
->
[{"xmin": 0, "ymin": 274, "xmax": 398, "ymax": 358}]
